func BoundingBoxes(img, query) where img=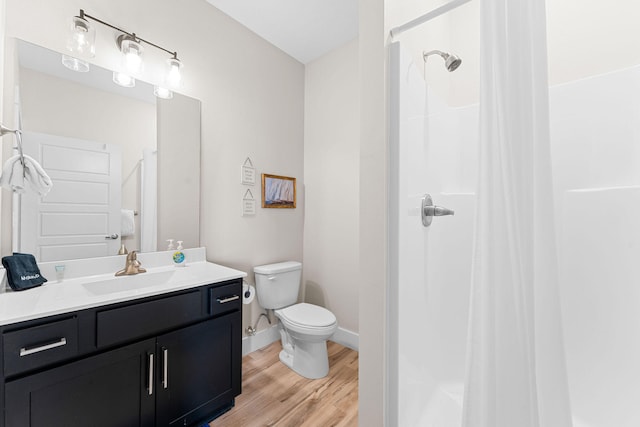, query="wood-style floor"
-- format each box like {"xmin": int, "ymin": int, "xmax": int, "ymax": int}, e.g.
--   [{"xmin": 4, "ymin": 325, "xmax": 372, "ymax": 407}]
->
[{"xmin": 212, "ymin": 341, "xmax": 358, "ymax": 427}]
